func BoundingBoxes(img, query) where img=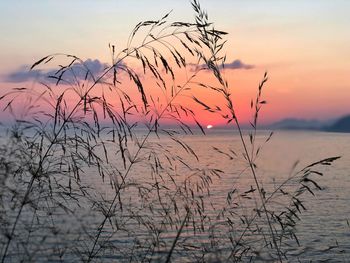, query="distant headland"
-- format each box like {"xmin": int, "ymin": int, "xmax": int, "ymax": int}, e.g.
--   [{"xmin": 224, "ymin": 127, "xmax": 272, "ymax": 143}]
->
[{"xmin": 268, "ymin": 115, "xmax": 350, "ymax": 133}]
